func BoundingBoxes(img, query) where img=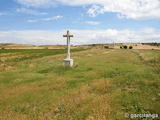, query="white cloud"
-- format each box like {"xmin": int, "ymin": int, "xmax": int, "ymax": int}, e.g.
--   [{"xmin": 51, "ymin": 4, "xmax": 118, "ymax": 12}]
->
[
  {"xmin": 27, "ymin": 15, "xmax": 63, "ymax": 23},
  {"xmin": 87, "ymin": 5, "xmax": 102, "ymax": 17},
  {"xmin": 87, "ymin": 0, "xmax": 160, "ymax": 20},
  {"xmin": 0, "ymin": 30, "xmax": 65, "ymax": 45},
  {"xmin": 85, "ymin": 21, "xmax": 100, "ymax": 25},
  {"xmin": 43, "ymin": 15, "xmax": 63, "ymax": 21},
  {"xmin": 28, "ymin": 20, "xmax": 38, "ymax": 22},
  {"xmin": 16, "ymin": 8, "xmax": 47, "ymax": 15},
  {"xmin": 15, "ymin": 0, "xmax": 100, "ymax": 7},
  {"xmin": 0, "ymin": 28, "xmax": 159, "ymax": 45},
  {"xmin": 56, "ymin": 0, "xmax": 106, "ymax": 6},
  {"xmin": 142, "ymin": 28, "xmax": 155, "ymax": 34},
  {"xmin": 0, "ymin": 12, "xmax": 7, "ymax": 16},
  {"xmin": 15, "ymin": 0, "xmax": 56, "ymax": 8},
  {"xmin": 15, "ymin": 0, "xmax": 160, "ymax": 20},
  {"xmin": 81, "ymin": 13, "xmax": 84, "ymax": 17}
]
